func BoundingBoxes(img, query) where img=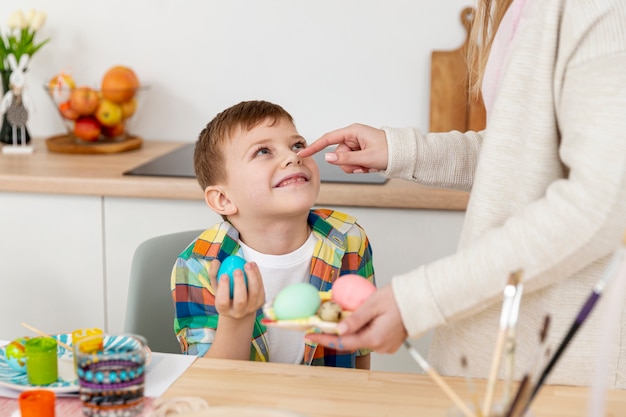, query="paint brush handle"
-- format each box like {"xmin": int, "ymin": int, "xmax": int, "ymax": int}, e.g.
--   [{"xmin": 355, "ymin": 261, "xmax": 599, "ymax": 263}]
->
[
  {"xmin": 575, "ymin": 291, "xmax": 601, "ymax": 324},
  {"xmin": 529, "ymin": 290, "xmax": 601, "ymax": 402},
  {"xmin": 404, "ymin": 341, "xmax": 477, "ymax": 417},
  {"xmin": 21, "ymin": 322, "xmax": 73, "ymax": 351},
  {"xmin": 505, "ymin": 374, "xmax": 530, "ymax": 417}
]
